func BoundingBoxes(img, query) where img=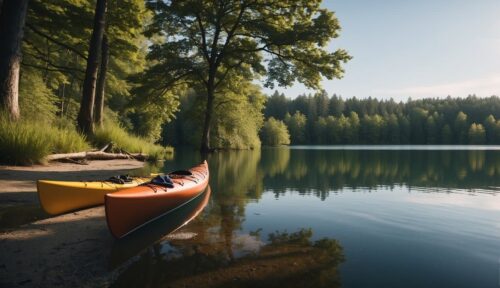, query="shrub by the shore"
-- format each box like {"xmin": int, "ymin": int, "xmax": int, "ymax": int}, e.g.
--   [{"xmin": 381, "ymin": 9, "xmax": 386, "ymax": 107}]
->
[
  {"xmin": 93, "ymin": 121, "xmax": 173, "ymax": 161},
  {"xmin": 0, "ymin": 115, "xmax": 89, "ymax": 165}
]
